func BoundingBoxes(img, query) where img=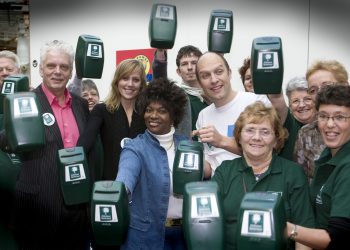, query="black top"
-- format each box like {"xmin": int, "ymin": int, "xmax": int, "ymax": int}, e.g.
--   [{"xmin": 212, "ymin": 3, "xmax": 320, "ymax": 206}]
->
[{"xmin": 78, "ymin": 103, "xmax": 146, "ymax": 180}]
